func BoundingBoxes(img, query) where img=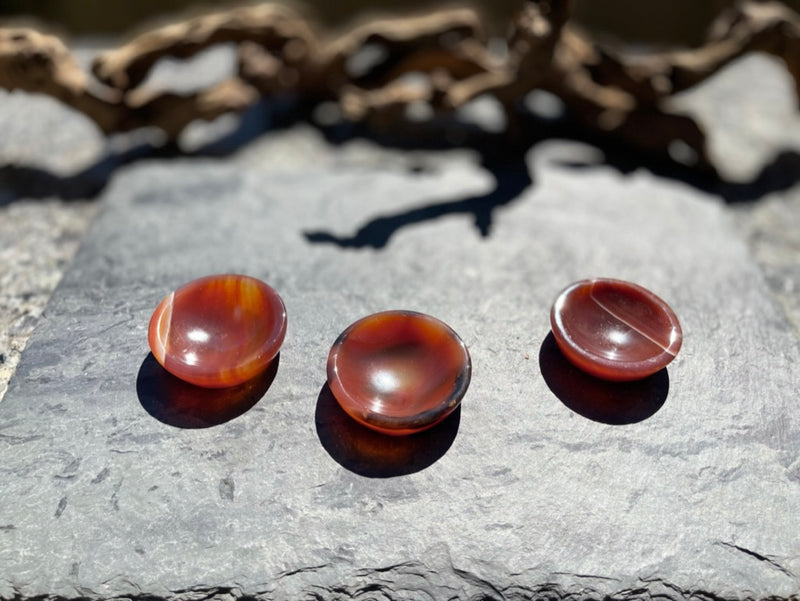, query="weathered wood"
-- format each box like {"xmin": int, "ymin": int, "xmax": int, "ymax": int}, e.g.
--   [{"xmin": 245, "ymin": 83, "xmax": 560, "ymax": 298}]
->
[{"xmin": 1, "ymin": 0, "xmax": 799, "ymax": 166}]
